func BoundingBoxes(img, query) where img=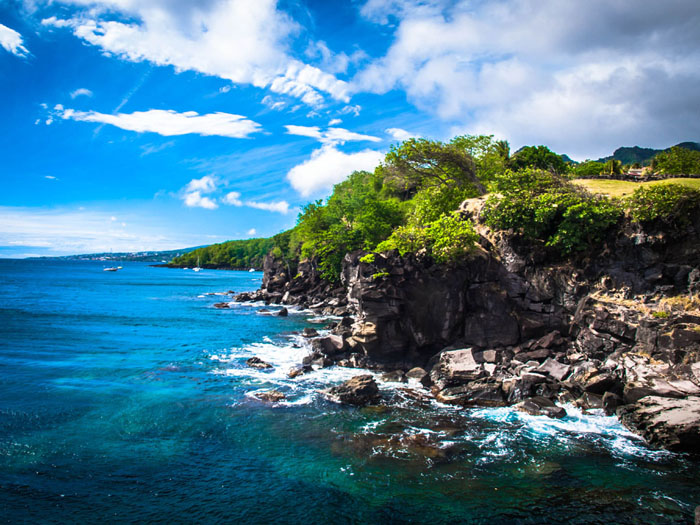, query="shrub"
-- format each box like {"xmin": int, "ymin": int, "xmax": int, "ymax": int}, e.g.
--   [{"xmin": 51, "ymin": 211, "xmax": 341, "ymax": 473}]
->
[
  {"xmin": 482, "ymin": 170, "xmax": 623, "ymax": 255},
  {"xmin": 626, "ymin": 184, "xmax": 700, "ymax": 225},
  {"xmin": 371, "ymin": 272, "xmax": 390, "ymax": 280},
  {"xmin": 359, "ymin": 253, "xmax": 376, "ymax": 264},
  {"xmin": 376, "ymin": 224, "xmax": 430, "ymax": 255},
  {"xmin": 424, "ymin": 213, "xmax": 479, "ymax": 263}
]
